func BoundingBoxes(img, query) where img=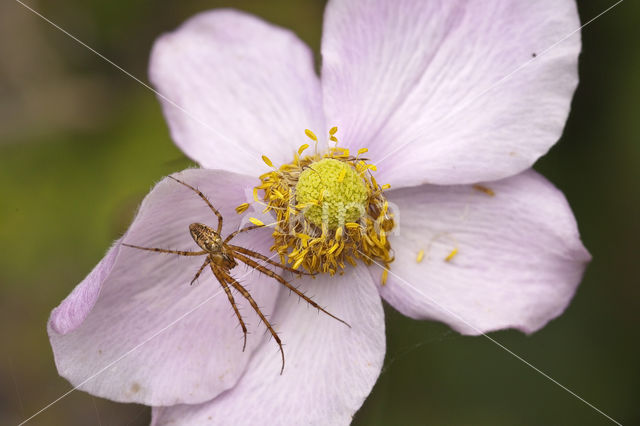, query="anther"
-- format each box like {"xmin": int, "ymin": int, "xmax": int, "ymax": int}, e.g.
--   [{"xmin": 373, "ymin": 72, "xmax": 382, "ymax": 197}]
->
[
  {"xmin": 262, "ymin": 155, "xmax": 274, "ymax": 168},
  {"xmin": 304, "ymin": 129, "xmax": 318, "ymax": 142},
  {"xmin": 445, "ymin": 248, "xmax": 458, "ymax": 262},
  {"xmin": 235, "ymin": 203, "xmax": 249, "ymax": 214},
  {"xmin": 249, "ymin": 217, "xmax": 265, "ymax": 226}
]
